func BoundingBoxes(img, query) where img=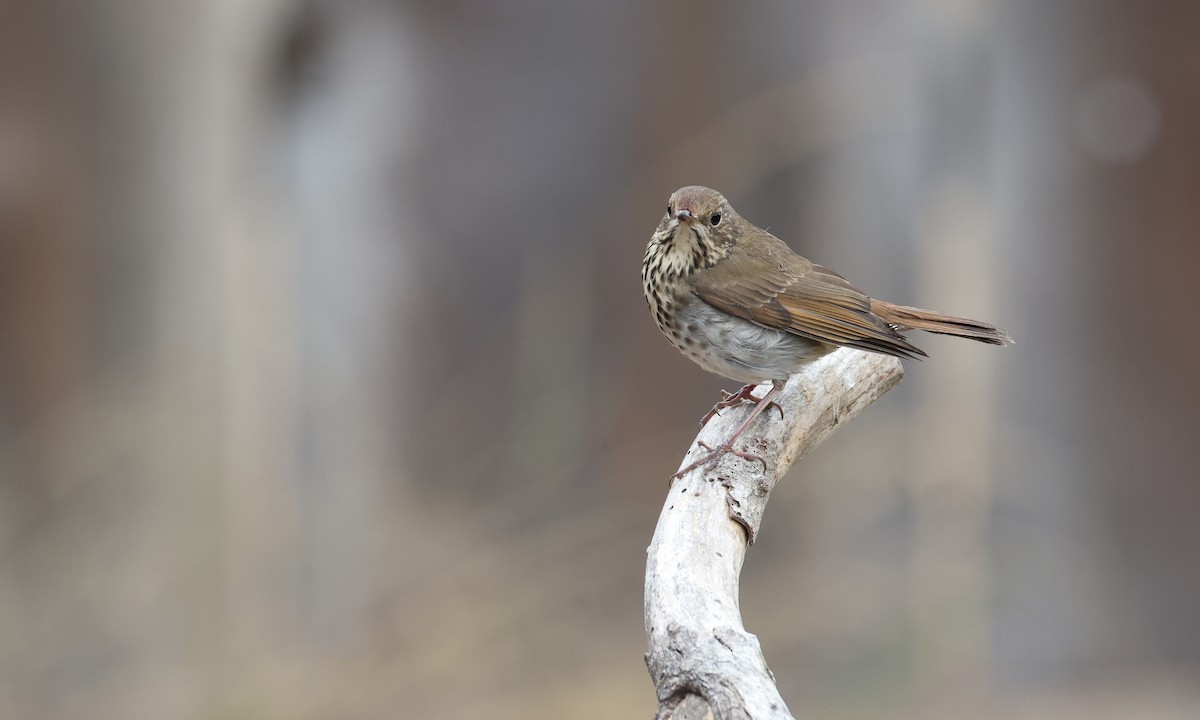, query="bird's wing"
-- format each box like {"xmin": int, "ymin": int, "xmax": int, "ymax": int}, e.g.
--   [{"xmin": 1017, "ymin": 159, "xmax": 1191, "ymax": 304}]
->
[{"xmin": 690, "ymin": 230, "xmax": 927, "ymax": 359}]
